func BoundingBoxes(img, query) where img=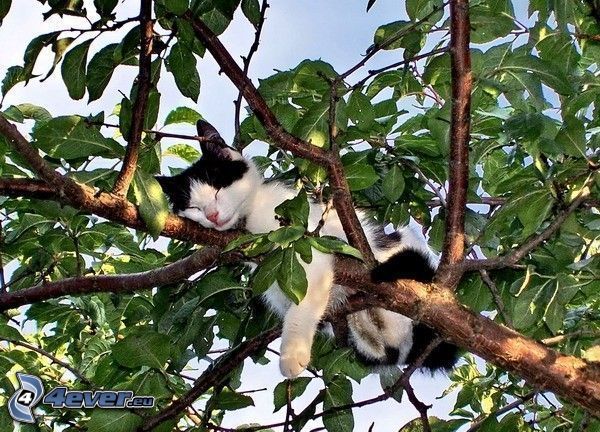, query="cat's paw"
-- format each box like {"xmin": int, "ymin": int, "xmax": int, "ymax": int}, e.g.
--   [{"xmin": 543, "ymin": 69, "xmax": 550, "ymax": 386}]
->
[{"xmin": 279, "ymin": 342, "xmax": 311, "ymax": 378}]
